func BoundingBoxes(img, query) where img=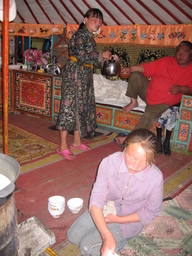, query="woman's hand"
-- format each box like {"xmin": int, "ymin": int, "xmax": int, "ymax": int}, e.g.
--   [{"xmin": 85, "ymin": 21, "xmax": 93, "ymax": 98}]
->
[
  {"xmin": 121, "ymin": 67, "xmax": 131, "ymax": 73},
  {"xmin": 101, "ymin": 232, "xmax": 116, "ymax": 256},
  {"xmin": 102, "ymin": 50, "xmax": 112, "ymax": 60},
  {"xmin": 104, "ymin": 214, "xmax": 119, "ymax": 223},
  {"xmin": 112, "ymin": 54, "xmax": 119, "ymax": 61}
]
